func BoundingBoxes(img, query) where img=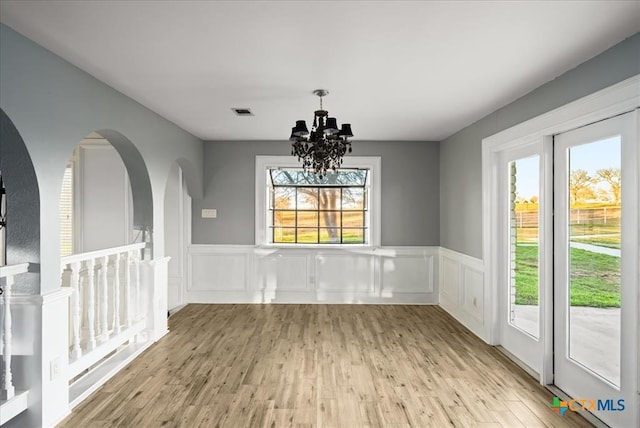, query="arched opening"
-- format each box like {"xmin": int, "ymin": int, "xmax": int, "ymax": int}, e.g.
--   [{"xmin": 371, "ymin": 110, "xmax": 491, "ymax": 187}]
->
[
  {"xmin": 96, "ymin": 129, "xmax": 154, "ymax": 257},
  {"xmin": 57, "ymin": 129, "xmax": 157, "ymax": 408},
  {"xmin": 59, "ymin": 130, "xmax": 154, "ymax": 257},
  {"xmin": 0, "ymin": 108, "xmax": 40, "ymax": 292},
  {"xmin": 0, "ymin": 108, "xmax": 40, "ymax": 422},
  {"xmin": 59, "ymin": 132, "xmax": 133, "ymax": 254}
]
